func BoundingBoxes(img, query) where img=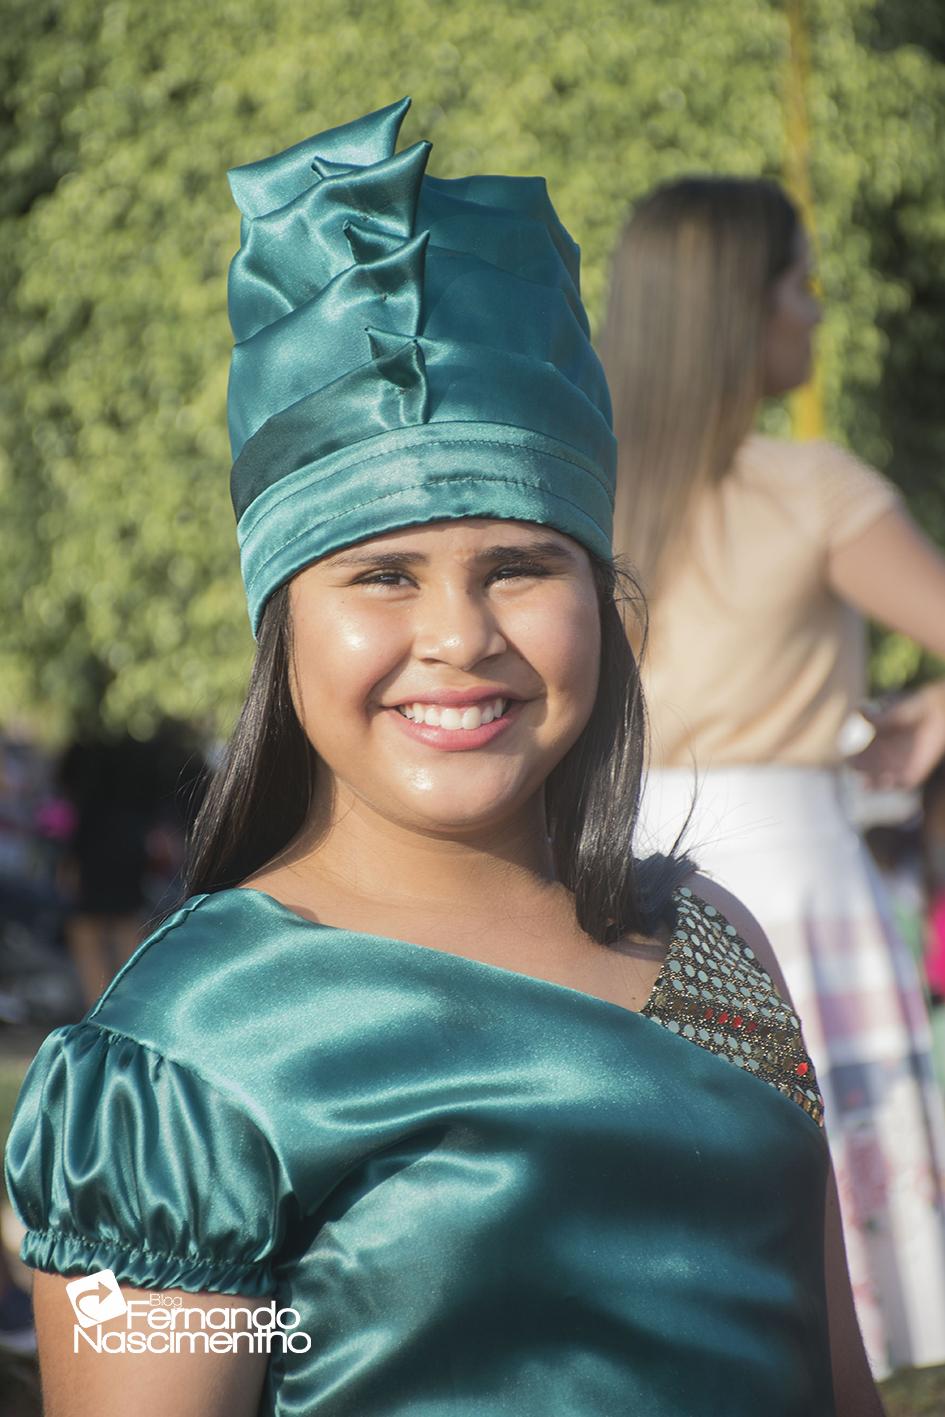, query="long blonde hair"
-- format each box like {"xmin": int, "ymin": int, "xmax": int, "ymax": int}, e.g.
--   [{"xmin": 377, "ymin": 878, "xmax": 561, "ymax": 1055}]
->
[{"xmin": 597, "ymin": 177, "xmax": 799, "ymax": 597}]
